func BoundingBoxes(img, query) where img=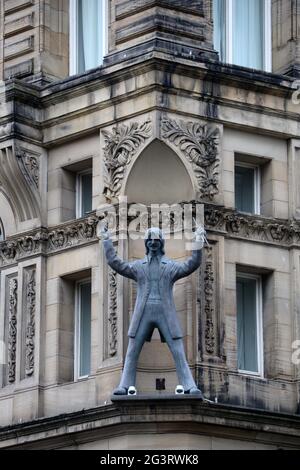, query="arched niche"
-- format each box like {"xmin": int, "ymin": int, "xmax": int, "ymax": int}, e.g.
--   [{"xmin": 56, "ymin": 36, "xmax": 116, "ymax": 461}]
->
[
  {"xmin": 125, "ymin": 139, "xmax": 195, "ymax": 204},
  {"xmin": 123, "ymin": 139, "xmax": 197, "ymax": 393},
  {"xmin": 0, "ymin": 191, "xmax": 17, "ymax": 238}
]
